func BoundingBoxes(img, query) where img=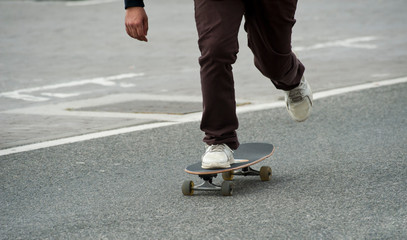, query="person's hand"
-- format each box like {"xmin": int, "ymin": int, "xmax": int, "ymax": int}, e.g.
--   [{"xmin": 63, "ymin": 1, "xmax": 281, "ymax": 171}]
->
[{"xmin": 125, "ymin": 7, "xmax": 148, "ymax": 42}]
